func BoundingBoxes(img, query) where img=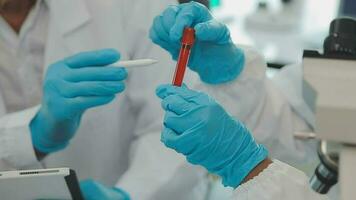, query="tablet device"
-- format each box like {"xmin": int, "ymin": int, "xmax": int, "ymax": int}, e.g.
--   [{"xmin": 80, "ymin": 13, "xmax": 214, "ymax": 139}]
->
[{"xmin": 0, "ymin": 168, "xmax": 83, "ymax": 200}]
